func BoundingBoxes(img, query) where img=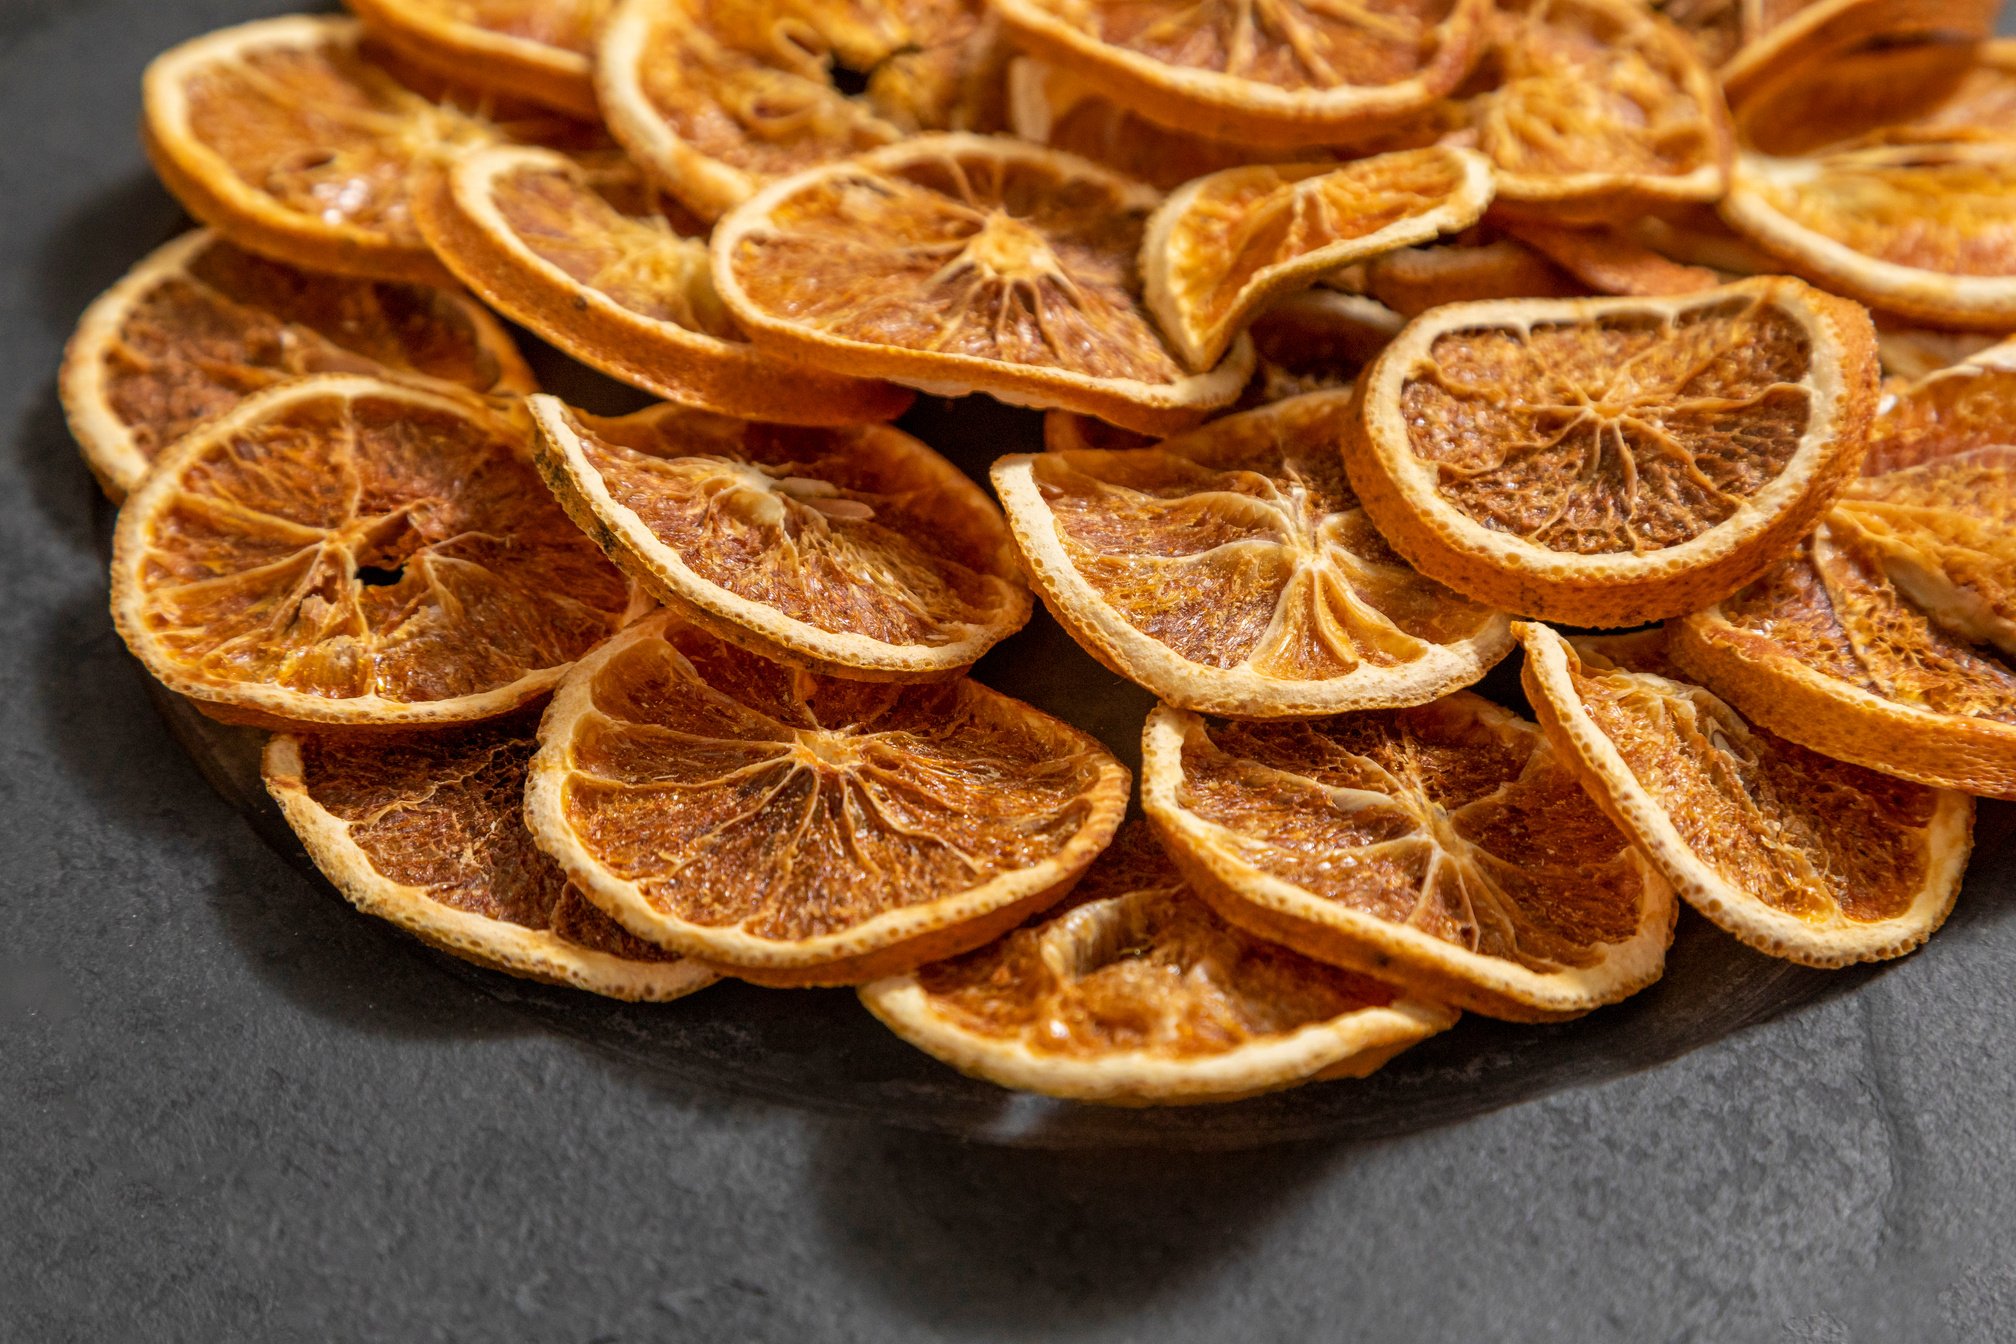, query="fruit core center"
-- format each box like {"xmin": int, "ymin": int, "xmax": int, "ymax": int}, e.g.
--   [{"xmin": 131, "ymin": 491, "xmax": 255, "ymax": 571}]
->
[
  {"xmin": 968, "ymin": 213, "xmax": 1059, "ymax": 280},
  {"xmin": 716, "ymin": 464, "xmax": 876, "ymax": 526},
  {"xmin": 793, "ymin": 727, "xmax": 865, "ymax": 771}
]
